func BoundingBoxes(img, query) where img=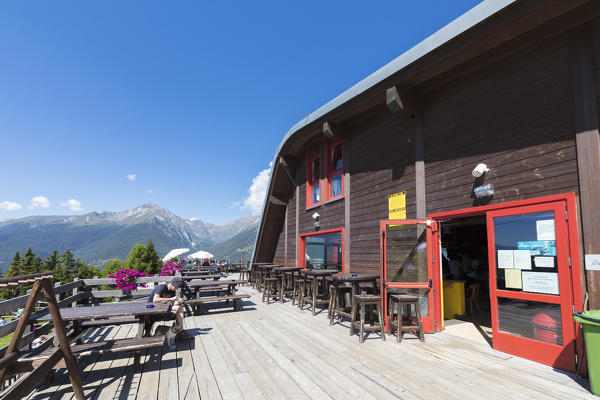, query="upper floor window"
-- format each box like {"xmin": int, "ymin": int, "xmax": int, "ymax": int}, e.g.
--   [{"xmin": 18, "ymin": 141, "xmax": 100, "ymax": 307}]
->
[
  {"xmin": 326, "ymin": 141, "xmax": 344, "ymax": 201},
  {"xmin": 307, "ymin": 143, "xmax": 321, "ymax": 208}
]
